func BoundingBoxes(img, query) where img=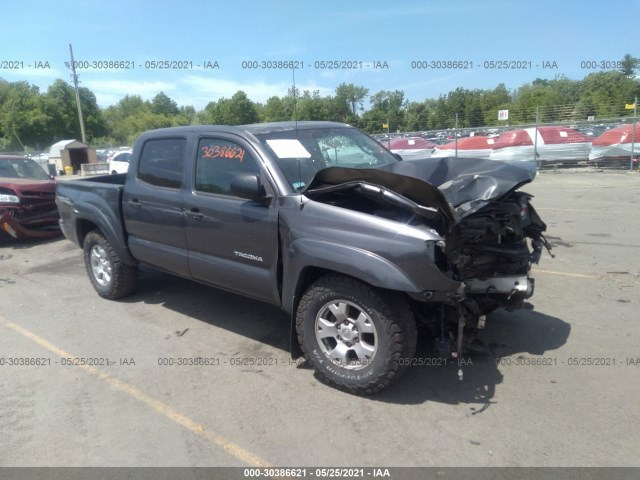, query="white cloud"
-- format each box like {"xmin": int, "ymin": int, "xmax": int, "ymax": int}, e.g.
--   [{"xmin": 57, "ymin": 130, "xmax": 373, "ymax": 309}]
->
[
  {"xmin": 81, "ymin": 79, "xmax": 176, "ymax": 106},
  {"xmin": 75, "ymin": 75, "xmax": 335, "ymax": 109},
  {"xmin": 179, "ymin": 76, "xmax": 333, "ymax": 107}
]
